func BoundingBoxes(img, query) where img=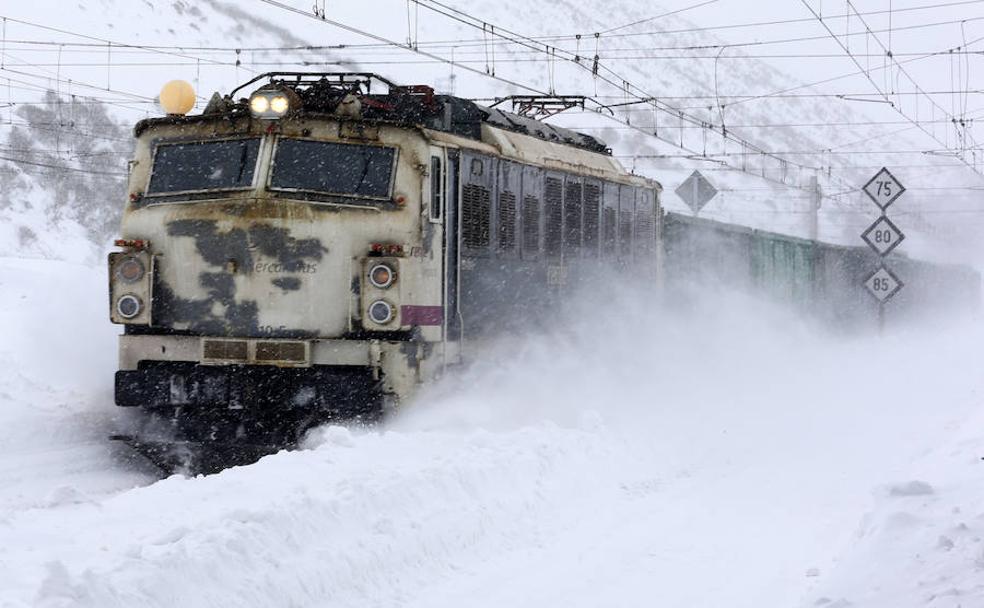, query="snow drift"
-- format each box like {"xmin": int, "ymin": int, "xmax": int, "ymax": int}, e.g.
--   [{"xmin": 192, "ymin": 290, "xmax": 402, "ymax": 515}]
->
[{"xmin": 1, "ymin": 271, "xmax": 981, "ymax": 607}]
